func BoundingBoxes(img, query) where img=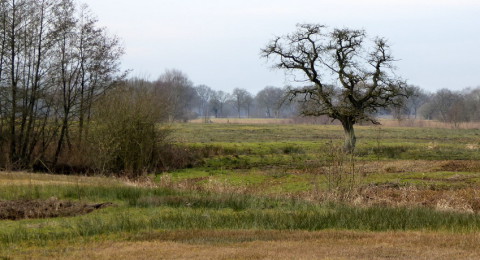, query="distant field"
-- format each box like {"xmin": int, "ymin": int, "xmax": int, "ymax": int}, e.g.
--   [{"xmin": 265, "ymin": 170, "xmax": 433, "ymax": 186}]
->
[
  {"xmin": 190, "ymin": 117, "xmax": 480, "ymax": 129},
  {"xmin": 169, "ymin": 123, "xmax": 480, "ymax": 209},
  {"xmin": 2, "ymin": 121, "xmax": 480, "ymax": 258},
  {"xmin": 189, "ymin": 117, "xmax": 294, "ymax": 124}
]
